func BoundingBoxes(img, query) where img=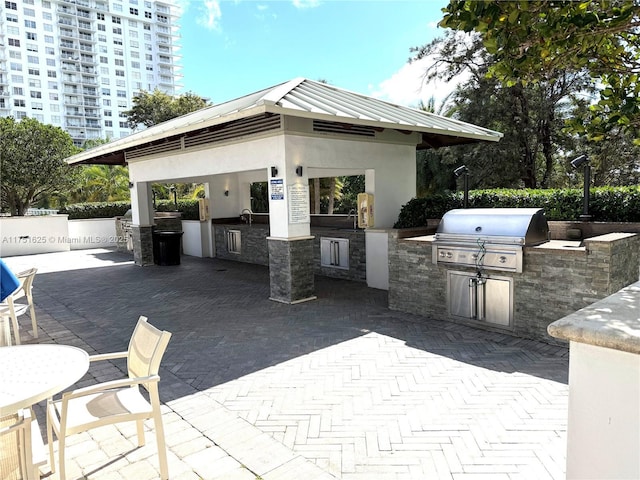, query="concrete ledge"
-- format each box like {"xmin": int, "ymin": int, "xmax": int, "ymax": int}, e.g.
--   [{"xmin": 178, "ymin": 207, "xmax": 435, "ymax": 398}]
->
[{"xmin": 548, "ymin": 281, "xmax": 640, "ymax": 354}]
